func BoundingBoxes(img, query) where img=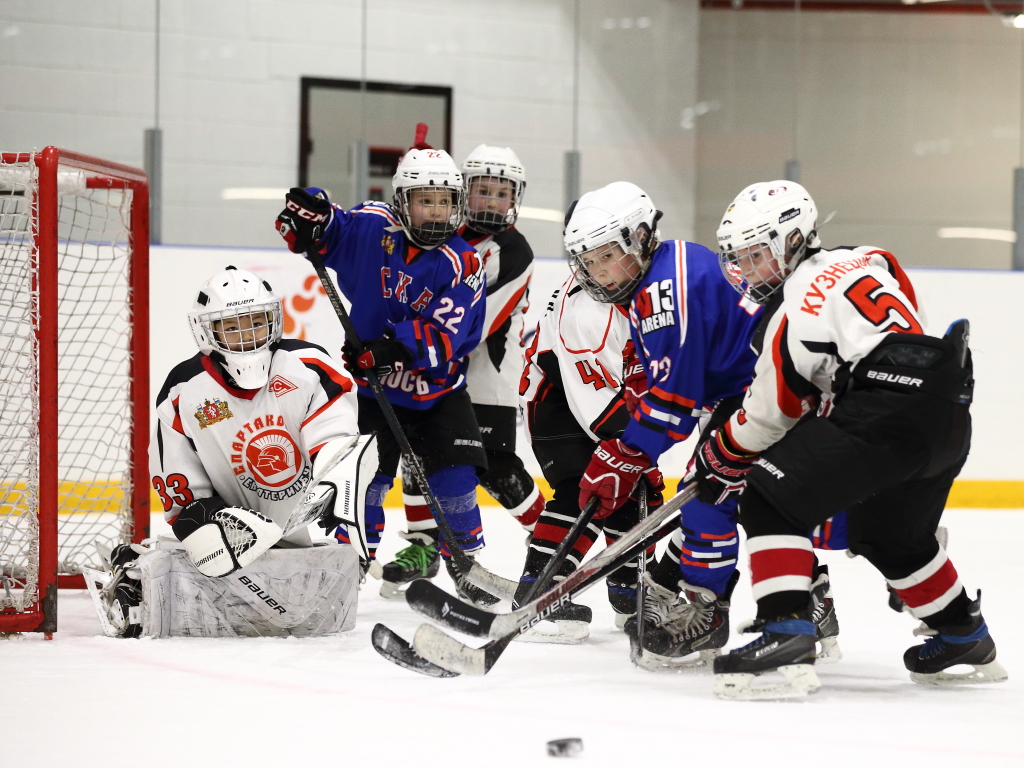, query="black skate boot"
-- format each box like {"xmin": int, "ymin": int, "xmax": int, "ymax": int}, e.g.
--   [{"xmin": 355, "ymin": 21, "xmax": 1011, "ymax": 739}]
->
[
  {"xmin": 445, "ymin": 554, "xmax": 501, "ymax": 609},
  {"xmin": 904, "ymin": 592, "xmax": 1007, "ymax": 685},
  {"xmin": 625, "ymin": 571, "xmax": 737, "ymax": 671},
  {"xmin": 809, "ymin": 564, "xmax": 841, "ymax": 661},
  {"xmin": 712, "ymin": 615, "xmax": 820, "ymax": 700},
  {"xmin": 607, "ymin": 575, "xmax": 638, "ymax": 630},
  {"xmin": 379, "ymin": 529, "xmax": 440, "ymax": 600},
  {"xmin": 109, "ymin": 543, "xmax": 143, "ymax": 638},
  {"xmin": 513, "ymin": 576, "xmax": 593, "ymax": 644}
]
